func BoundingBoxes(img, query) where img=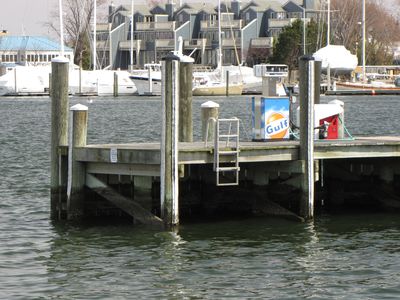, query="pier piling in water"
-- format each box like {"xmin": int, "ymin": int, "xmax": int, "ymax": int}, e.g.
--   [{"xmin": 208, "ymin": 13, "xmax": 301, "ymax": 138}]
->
[
  {"xmin": 160, "ymin": 53, "xmax": 180, "ymax": 226},
  {"xmin": 113, "ymin": 72, "xmax": 118, "ymax": 97},
  {"xmin": 50, "ymin": 56, "xmax": 70, "ymax": 220},
  {"xmin": 67, "ymin": 104, "xmax": 88, "ymax": 219},
  {"xmin": 299, "ymin": 56, "xmax": 317, "ymax": 220}
]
